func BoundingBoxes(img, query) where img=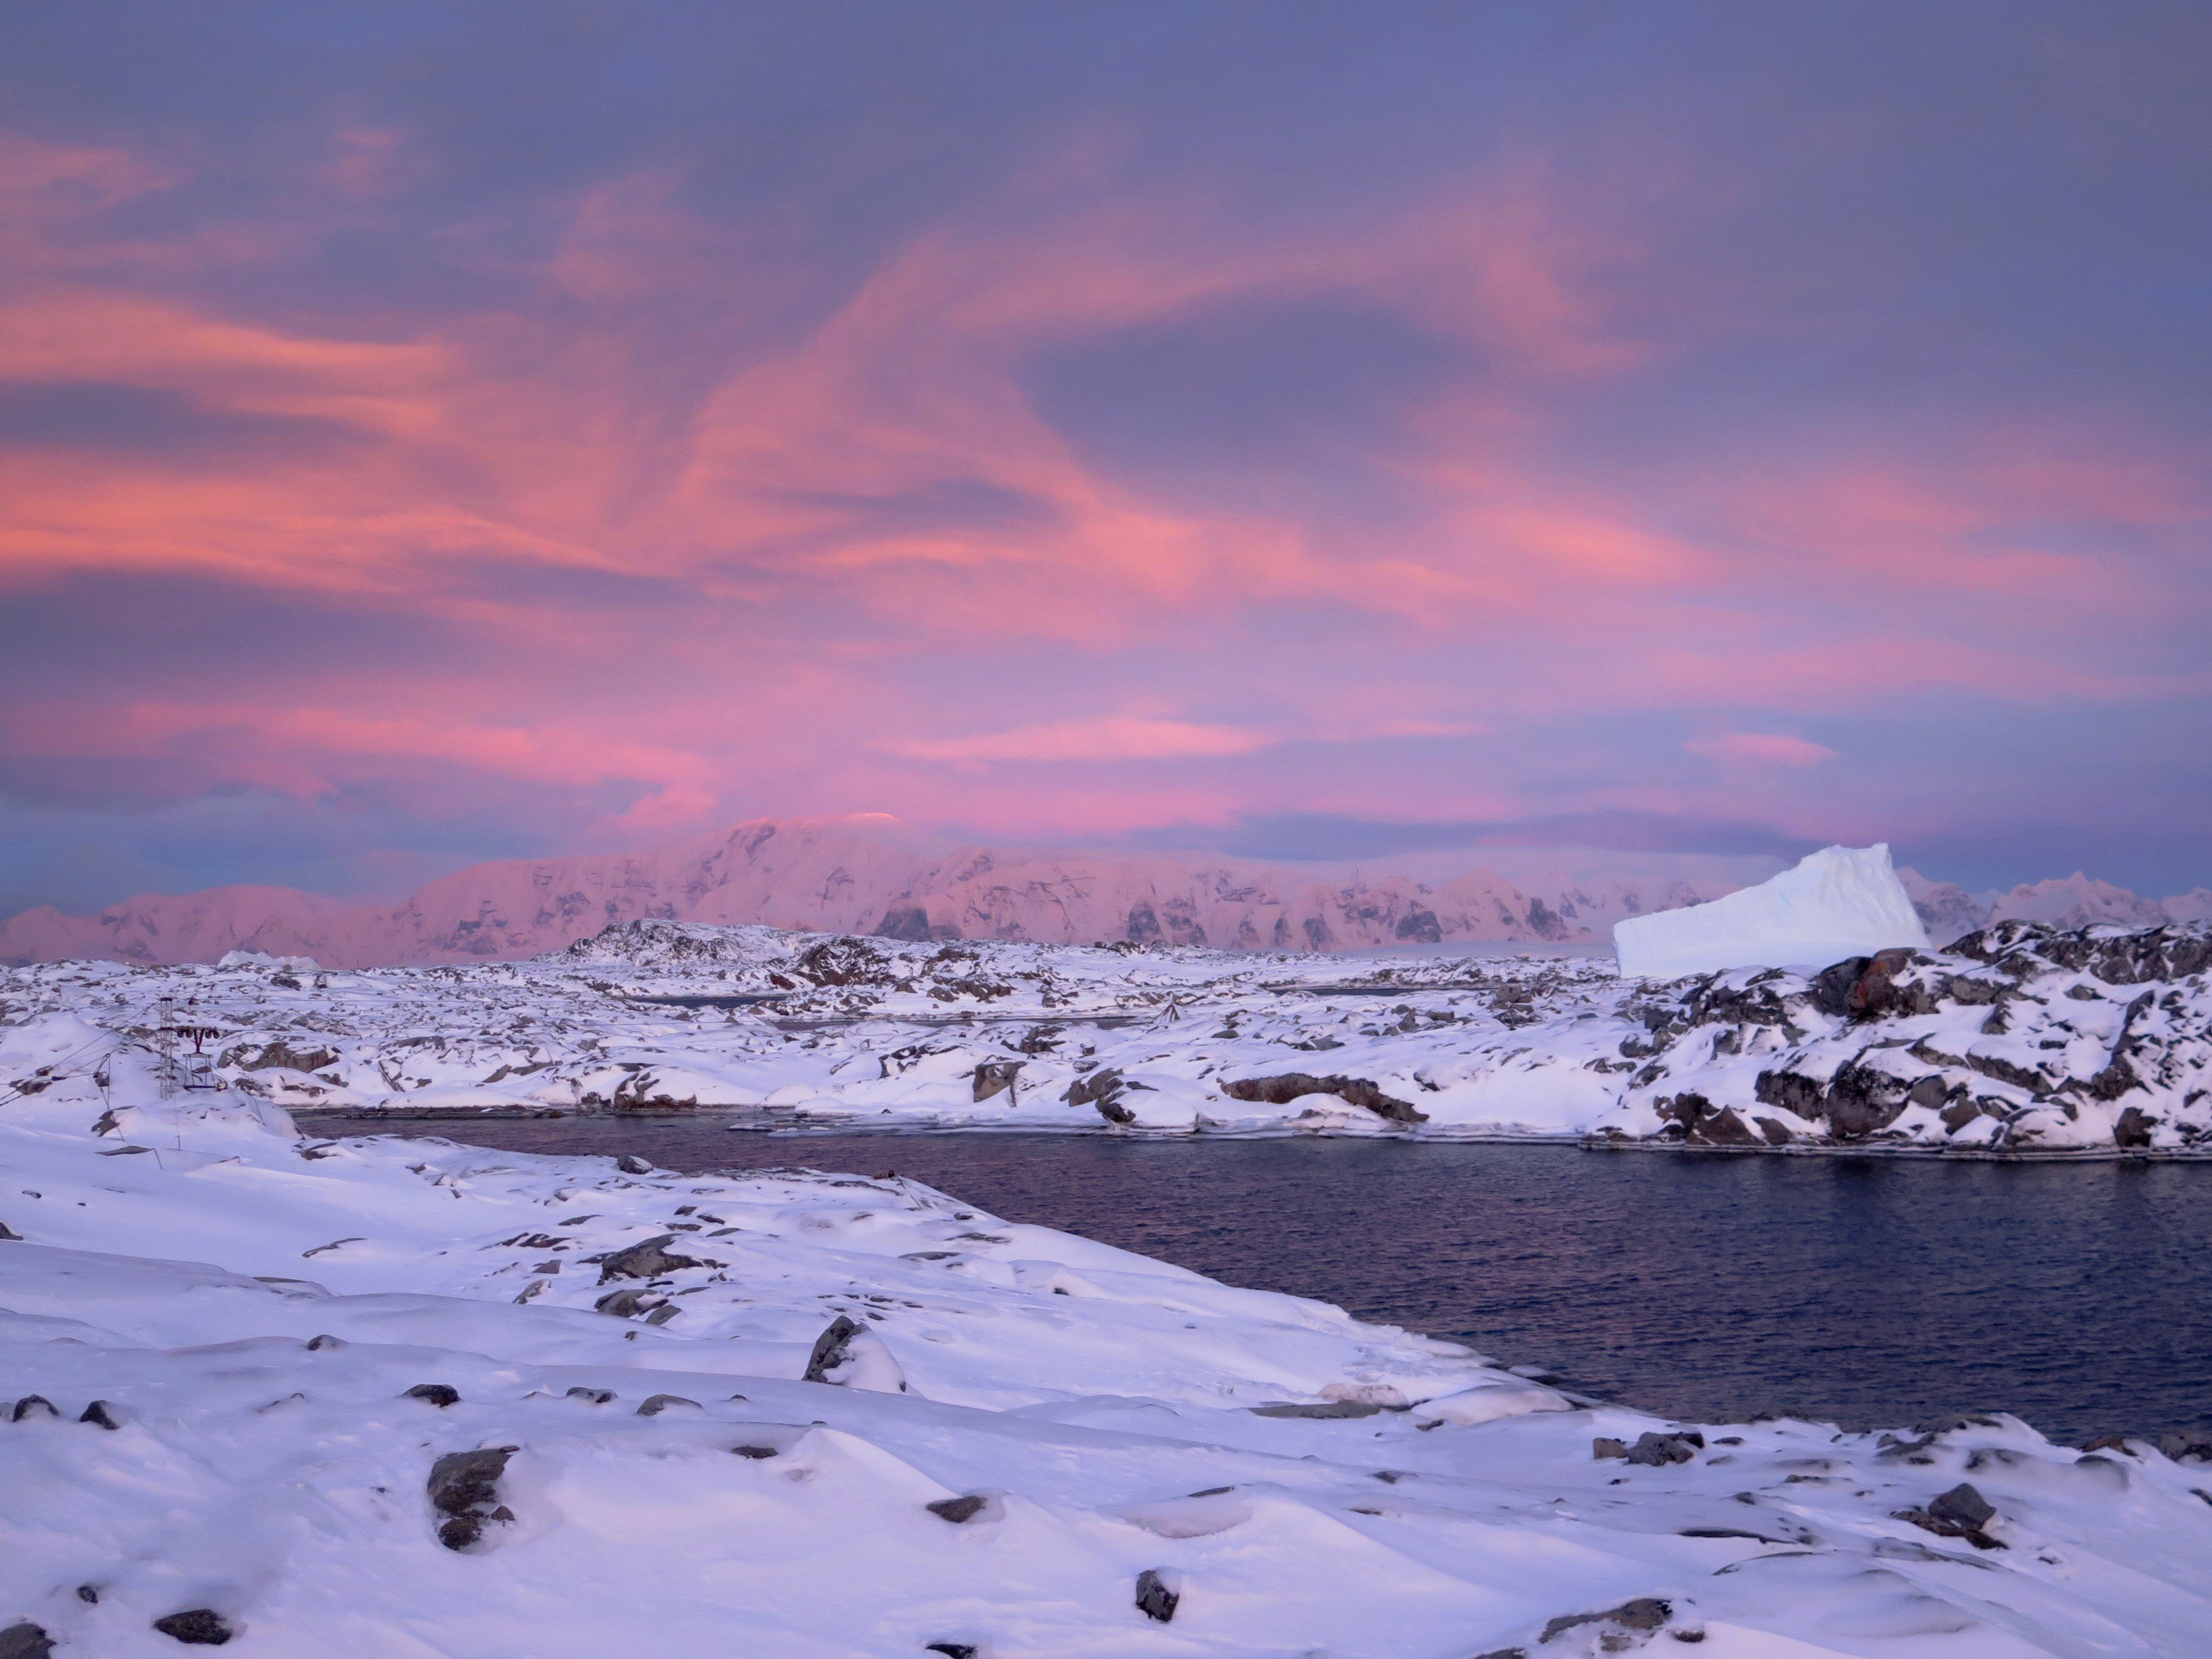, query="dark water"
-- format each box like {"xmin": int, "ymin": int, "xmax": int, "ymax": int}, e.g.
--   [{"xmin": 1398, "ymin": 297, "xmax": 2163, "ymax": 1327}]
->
[{"xmin": 388, "ymin": 1120, "xmax": 2212, "ymax": 1441}]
